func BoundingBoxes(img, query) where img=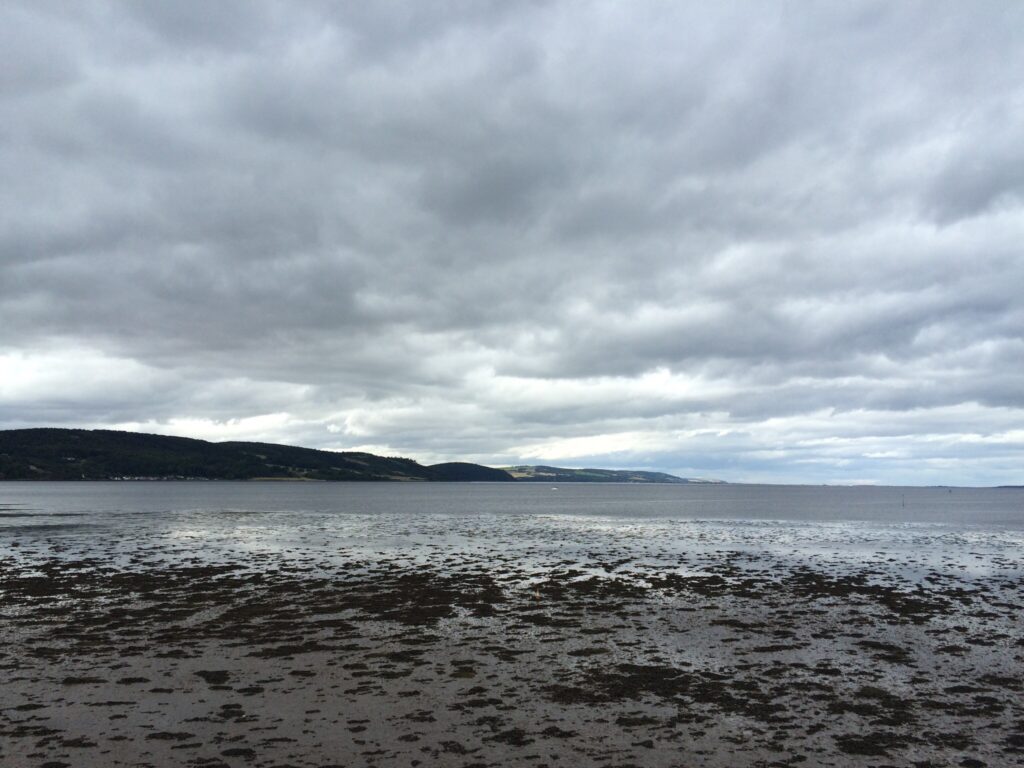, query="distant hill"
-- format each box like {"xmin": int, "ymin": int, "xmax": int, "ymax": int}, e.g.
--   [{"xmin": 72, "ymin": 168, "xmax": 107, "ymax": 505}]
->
[
  {"xmin": 0, "ymin": 428, "xmax": 513, "ymax": 482},
  {"xmin": 504, "ymin": 465, "xmax": 720, "ymax": 484},
  {"xmin": 426, "ymin": 462, "xmax": 512, "ymax": 482},
  {"xmin": 0, "ymin": 429, "xmax": 724, "ymax": 484}
]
